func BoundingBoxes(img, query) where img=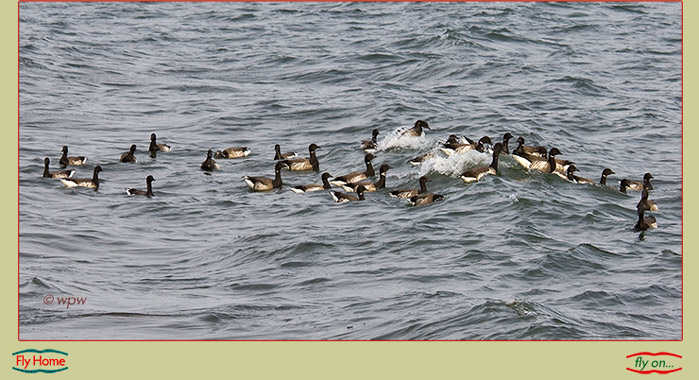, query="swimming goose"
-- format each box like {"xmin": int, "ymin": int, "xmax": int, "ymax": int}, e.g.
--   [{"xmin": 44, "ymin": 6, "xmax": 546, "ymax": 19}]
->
[
  {"xmin": 529, "ymin": 148, "xmax": 563, "ymax": 174},
  {"xmin": 440, "ymin": 136, "xmax": 492, "ymax": 156},
  {"xmin": 511, "ymin": 137, "xmax": 546, "ymax": 169},
  {"xmin": 59, "ymin": 146, "xmax": 87, "ymax": 166},
  {"xmin": 274, "ymin": 144, "xmax": 297, "ymax": 160},
  {"xmin": 361, "ymin": 129, "xmax": 380, "ymax": 150},
  {"xmin": 634, "ymin": 205, "xmax": 658, "ymax": 231},
  {"xmin": 626, "ymin": 173, "xmax": 654, "ymax": 191},
  {"xmin": 637, "ymin": 188, "xmax": 659, "ymax": 212},
  {"xmin": 401, "ymin": 120, "xmax": 431, "ymax": 137},
  {"xmin": 120, "ymin": 144, "xmax": 137, "ymax": 163},
  {"xmin": 389, "ymin": 176, "xmax": 430, "ymax": 199},
  {"xmin": 460, "ymin": 143, "xmax": 504, "ymax": 183},
  {"xmin": 289, "ymin": 172, "xmax": 333, "ymax": 193},
  {"xmin": 200, "ymin": 149, "xmax": 220, "ymax": 171},
  {"xmin": 125, "ymin": 175, "xmax": 155, "ymax": 197},
  {"xmin": 619, "ymin": 179, "xmax": 631, "ymax": 194},
  {"xmin": 243, "ymin": 161, "xmax": 284, "ymax": 191},
  {"xmin": 149, "ymin": 133, "xmax": 171, "ymax": 156},
  {"xmin": 501, "ymin": 133, "xmax": 513, "ymax": 155},
  {"xmin": 564, "ymin": 165, "xmax": 594, "ymax": 184},
  {"xmin": 599, "ymin": 168, "xmax": 615, "ymax": 185},
  {"xmin": 408, "ymin": 193, "xmax": 444, "ymax": 206},
  {"xmin": 280, "ymin": 143, "xmax": 321, "ymax": 171},
  {"xmin": 214, "ymin": 147, "xmax": 251, "ymax": 159},
  {"xmin": 408, "ymin": 152, "xmax": 434, "ymax": 166},
  {"xmin": 330, "ymin": 185, "xmax": 367, "ymax": 203},
  {"xmin": 330, "ymin": 153, "xmax": 375, "ymax": 186},
  {"xmin": 60, "ymin": 166, "xmax": 102, "ymax": 189},
  {"xmin": 43, "ymin": 157, "xmax": 74, "ymax": 179},
  {"xmin": 342, "ymin": 164, "xmax": 390, "ymax": 192}
]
